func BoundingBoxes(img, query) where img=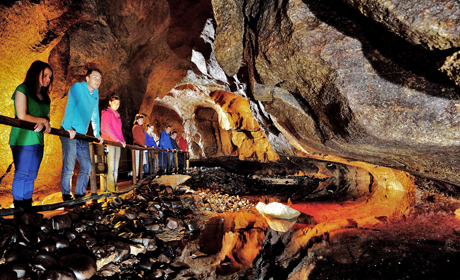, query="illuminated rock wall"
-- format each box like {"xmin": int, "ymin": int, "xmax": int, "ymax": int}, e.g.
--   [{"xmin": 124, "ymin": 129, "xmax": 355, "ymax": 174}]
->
[
  {"xmin": 212, "ymin": 0, "xmax": 460, "ymax": 187},
  {"xmin": 0, "ymin": 0, "xmax": 78, "ymax": 198},
  {"xmin": 0, "ymin": 0, "xmax": 459, "ymax": 203},
  {"xmin": 0, "ymin": 0, "xmax": 277, "ymax": 200}
]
